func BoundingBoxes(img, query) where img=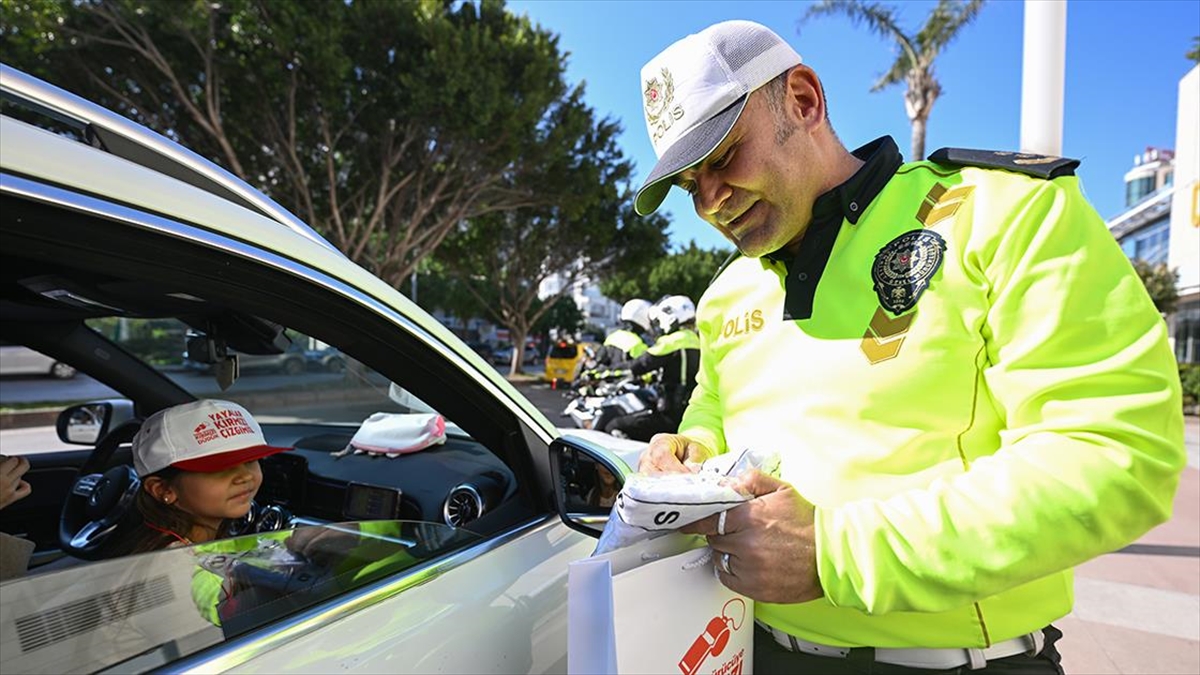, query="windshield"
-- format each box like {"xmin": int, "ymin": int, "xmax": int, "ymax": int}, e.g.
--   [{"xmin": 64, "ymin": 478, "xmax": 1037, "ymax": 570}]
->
[{"xmin": 0, "ymin": 521, "xmax": 480, "ymax": 674}]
